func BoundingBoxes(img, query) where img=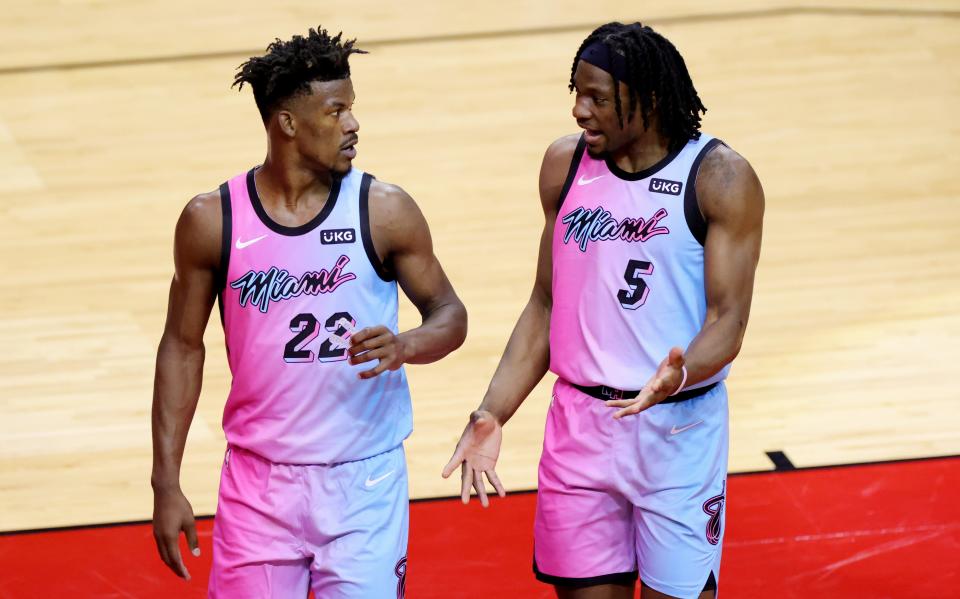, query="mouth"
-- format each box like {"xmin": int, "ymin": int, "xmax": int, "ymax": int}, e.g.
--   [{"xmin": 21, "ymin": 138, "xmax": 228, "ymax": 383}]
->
[
  {"xmin": 340, "ymin": 137, "xmax": 358, "ymax": 158},
  {"xmin": 581, "ymin": 128, "xmax": 604, "ymax": 145}
]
